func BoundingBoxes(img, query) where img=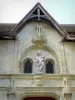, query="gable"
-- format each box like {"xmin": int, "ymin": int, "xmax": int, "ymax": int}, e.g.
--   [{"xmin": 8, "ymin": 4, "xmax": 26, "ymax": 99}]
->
[
  {"xmin": 17, "ymin": 21, "xmax": 61, "ymax": 52},
  {"xmin": 10, "ymin": 3, "xmax": 68, "ymax": 39},
  {"xmin": 0, "ymin": 3, "xmax": 75, "ymax": 41}
]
